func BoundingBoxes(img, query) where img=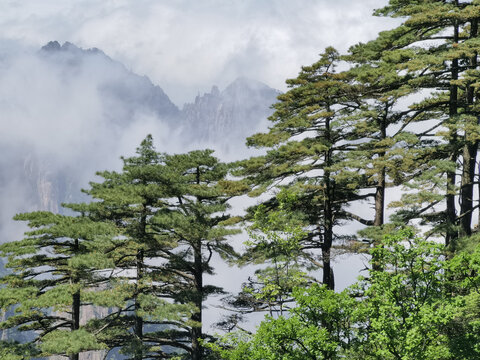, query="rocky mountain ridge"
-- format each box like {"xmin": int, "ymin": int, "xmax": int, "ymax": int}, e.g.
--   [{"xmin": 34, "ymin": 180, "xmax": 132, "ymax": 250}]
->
[
  {"xmin": 182, "ymin": 77, "xmax": 278, "ymax": 147},
  {"xmin": 40, "ymin": 41, "xmax": 180, "ymax": 125}
]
